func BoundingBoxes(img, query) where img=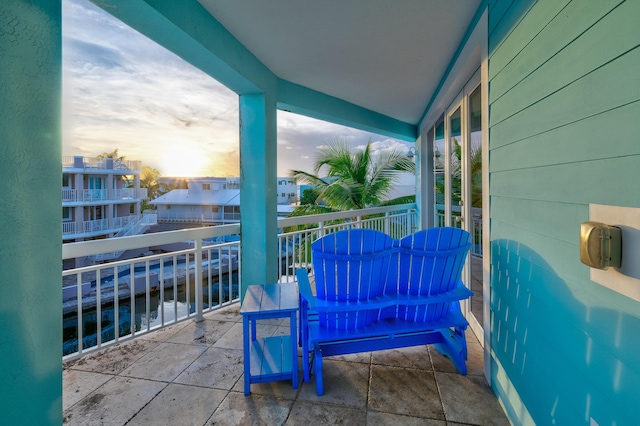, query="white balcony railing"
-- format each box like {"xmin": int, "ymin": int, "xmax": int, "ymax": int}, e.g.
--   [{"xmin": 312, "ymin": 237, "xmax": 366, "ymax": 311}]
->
[
  {"xmin": 156, "ymin": 211, "xmax": 239, "ymax": 223},
  {"xmin": 62, "ymin": 156, "xmax": 142, "ymax": 171},
  {"xmin": 62, "ymin": 188, "xmax": 148, "ymax": 203},
  {"xmin": 63, "ymin": 215, "xmax": 140, "ymax": 238},
  {"xmin": 61, "ymin": 204, "xmax": 417, "ymax": 360}
]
